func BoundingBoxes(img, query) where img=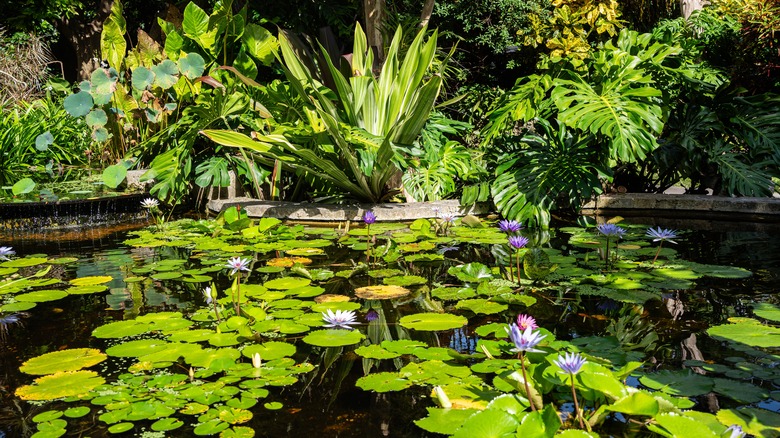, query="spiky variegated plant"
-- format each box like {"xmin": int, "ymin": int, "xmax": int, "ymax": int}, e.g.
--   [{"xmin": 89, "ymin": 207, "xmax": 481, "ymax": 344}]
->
[{"xmin": 202, "ymin": 23, "xmax": 447, "ymax": 202}]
